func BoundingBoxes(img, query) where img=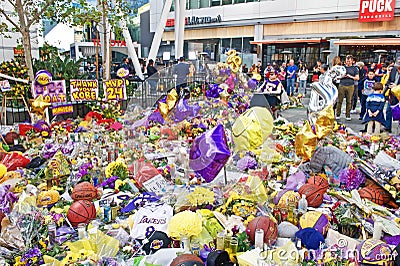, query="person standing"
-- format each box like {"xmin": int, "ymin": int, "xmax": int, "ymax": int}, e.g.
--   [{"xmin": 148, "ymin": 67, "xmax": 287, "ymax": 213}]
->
[
  {"xmin": 146, "ymin": 59, "xmax": 158, "ymax": 94},
  {"xmin": 384, "ymin": 57, "xmax": 400, "ymax": 132},
  {"xmin": 286, "ymin": 59, "xmax": 297, "ymax": 96},
  {"xmin": 336, "ymin": 55, "xmax": 359, "ymax": 121},
  {"xmin": 363, "ymin": 83, "xmax": 386, "ymax": 135},
  {"xmin": 298, "ymin": 66, "xmax": 308, "ymax": 95},
  {"xmin": 173, "ymin": 57, "xmax": 190, "ymax": 95},
  {"xmin": 359, "ymin": 70, "xmax": 377, "ymax": 120}
]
